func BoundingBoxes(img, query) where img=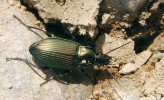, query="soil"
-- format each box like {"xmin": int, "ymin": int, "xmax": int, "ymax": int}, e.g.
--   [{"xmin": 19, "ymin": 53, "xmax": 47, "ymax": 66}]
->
[{"xmin": 0, "ymin": 0, "xmax": 163, "ymax": 100}]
